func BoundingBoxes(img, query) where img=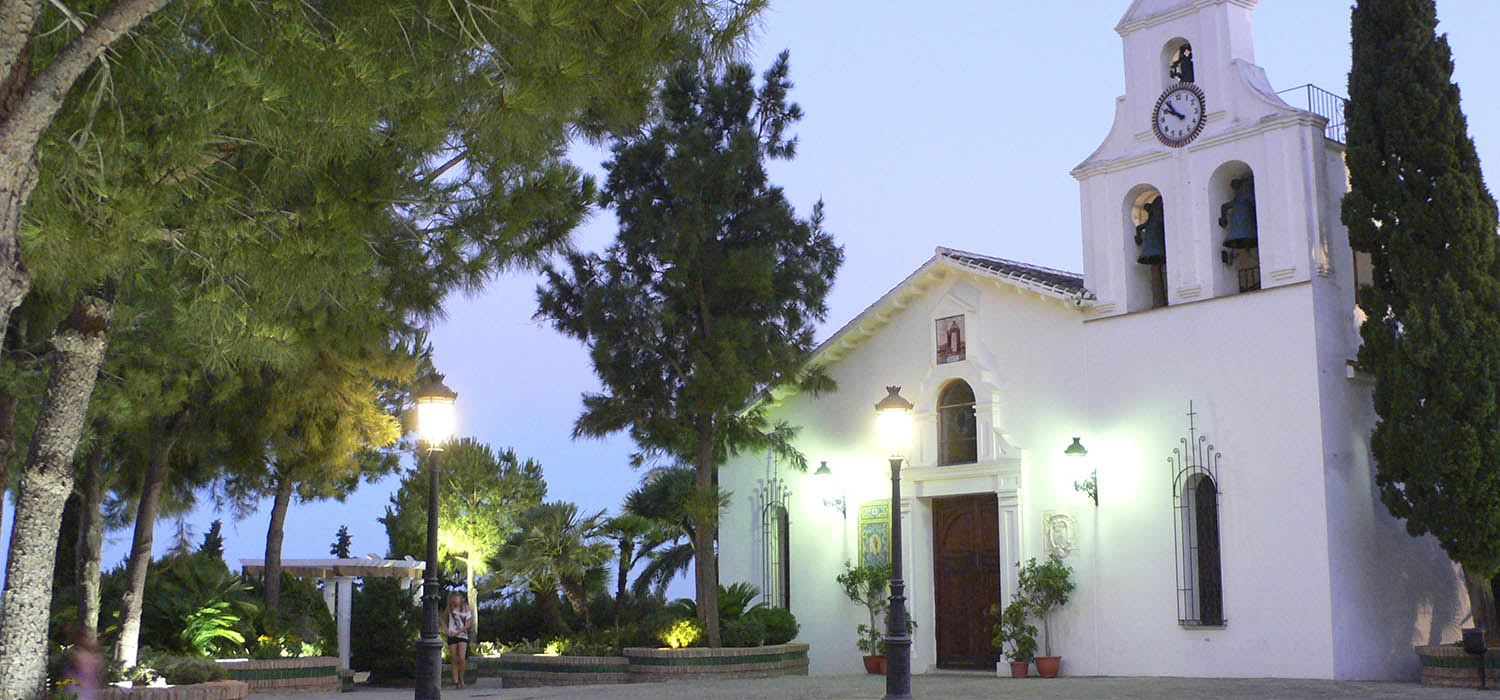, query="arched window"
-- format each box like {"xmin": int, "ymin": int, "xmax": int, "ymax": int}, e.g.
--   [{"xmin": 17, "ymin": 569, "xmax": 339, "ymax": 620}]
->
[
  {"xmin": 1171, "ymin": 405, "xmax": 1225, "ymax": 628},
  {"xmin": 1176, "ymin": 474, "xmax": 1223, "ymax": 625},
  {"xmin": 938, "ymin": 381, "xmax": 978, "ymax": 466}
]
